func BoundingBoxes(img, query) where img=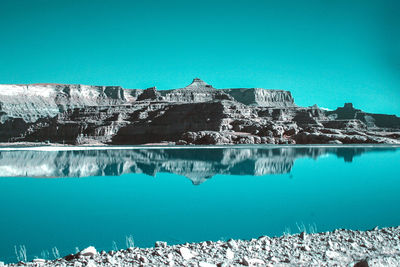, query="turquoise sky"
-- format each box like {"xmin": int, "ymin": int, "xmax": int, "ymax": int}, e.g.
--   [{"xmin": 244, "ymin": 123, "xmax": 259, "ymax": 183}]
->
[{"xmin": 0, "ymin": 0, "xmax": 399, "ymax": 115}]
